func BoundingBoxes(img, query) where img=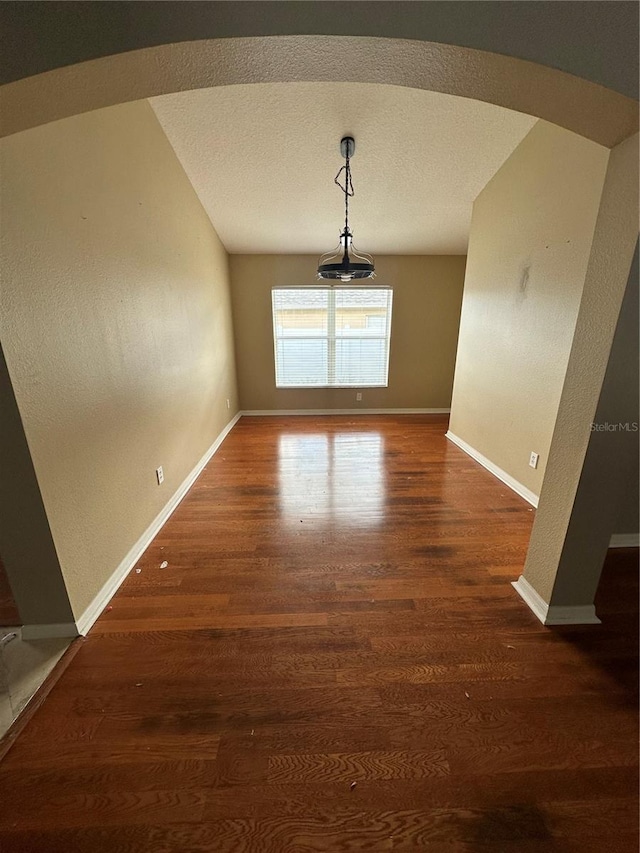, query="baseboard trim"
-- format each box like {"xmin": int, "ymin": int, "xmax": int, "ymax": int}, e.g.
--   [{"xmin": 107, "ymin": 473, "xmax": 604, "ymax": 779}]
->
[
  {"xmin": 241, "ymin": 408, "xmax": 451, "ymax": 416},
  {"xmin": 74, "ymin": 412, "xmax": 242, "ymax": 636},
  {"xmin": 445, "ymin": 431, "xmax": 539, "ymax": 508},
  {"xmin": 609, "ymin": 533, "xmax": 640, "ymax": 548},
  {"xmin": 512, "ymin": 576, "xmax": 601, "ymax": 626},
  {"xmin": 21, "ymin": 623, "xmax": 79, "ymax": 640}
]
